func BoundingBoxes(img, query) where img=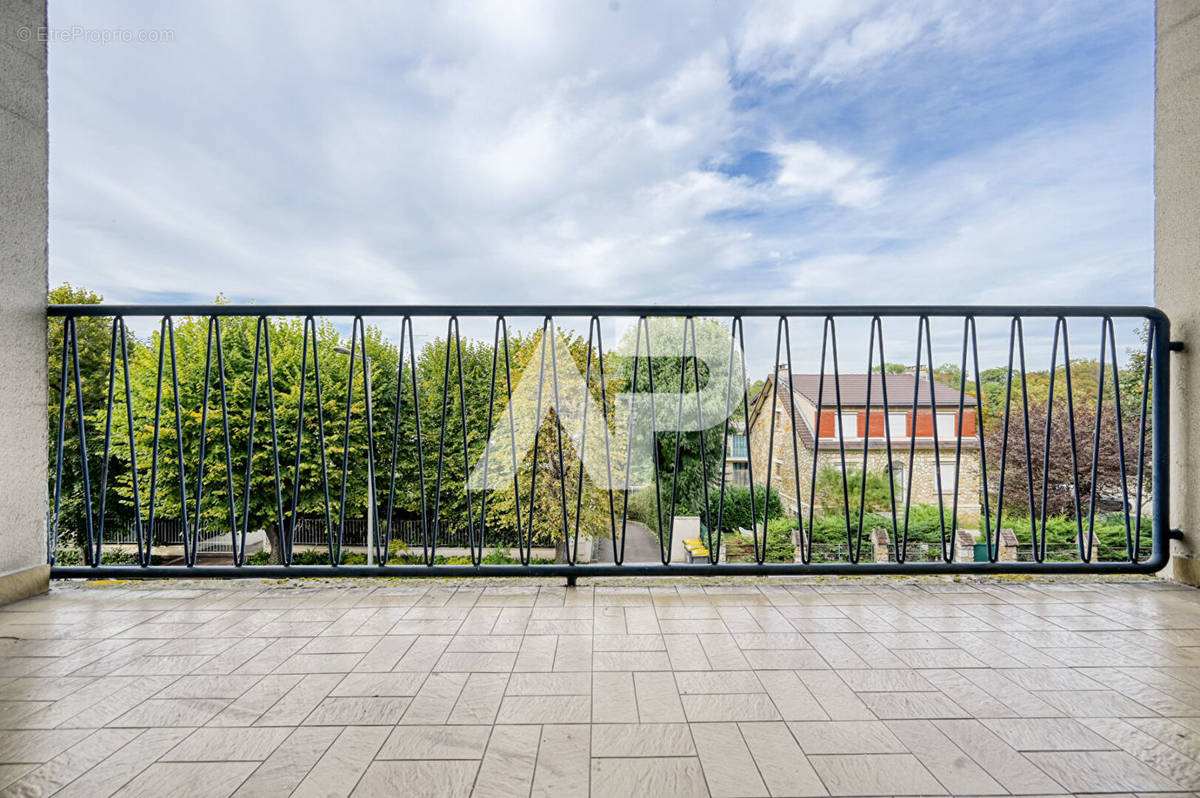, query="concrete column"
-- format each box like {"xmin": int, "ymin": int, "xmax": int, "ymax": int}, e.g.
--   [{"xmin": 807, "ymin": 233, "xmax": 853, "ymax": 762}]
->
[
  {"xmin": 1155, "ymin": 2, "xmax": 1200, "ymax": 586},
  {"xmin": 0, "ymin": 0, "xmax": 50, "ymax": 603}
]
